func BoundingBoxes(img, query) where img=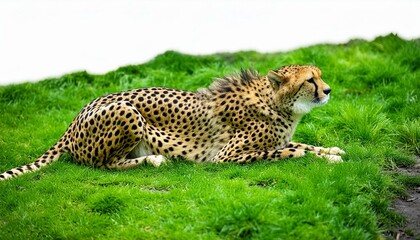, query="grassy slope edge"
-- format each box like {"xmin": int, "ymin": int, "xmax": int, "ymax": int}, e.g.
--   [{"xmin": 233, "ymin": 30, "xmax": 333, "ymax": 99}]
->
[{"xmin": 0, "ymin": 34, "xmax": 419, "ymax": 239}]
